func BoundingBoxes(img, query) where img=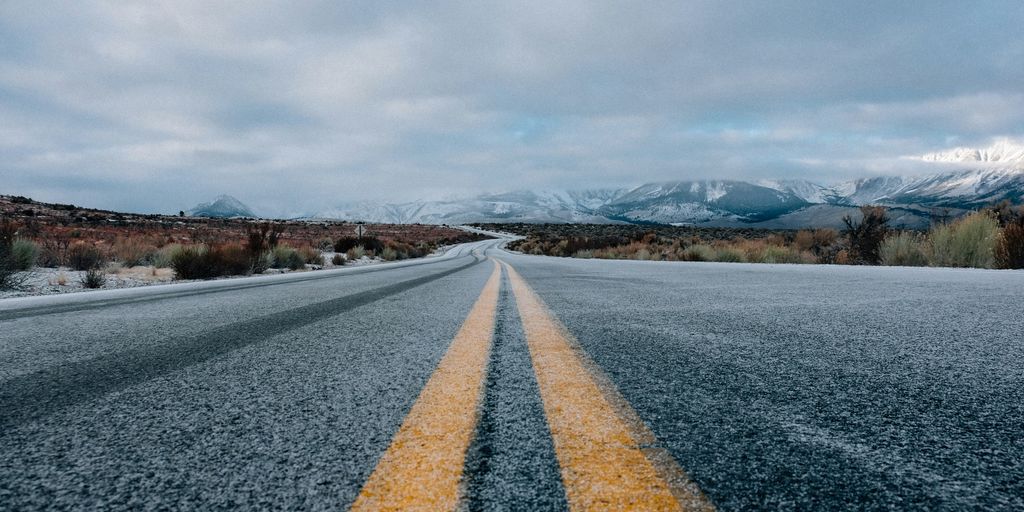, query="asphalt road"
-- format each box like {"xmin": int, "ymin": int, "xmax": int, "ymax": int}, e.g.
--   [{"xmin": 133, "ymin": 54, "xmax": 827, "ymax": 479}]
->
[{"xmin": 2, "ymin": 239, "xmax": 1023, "ymax": 510}]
